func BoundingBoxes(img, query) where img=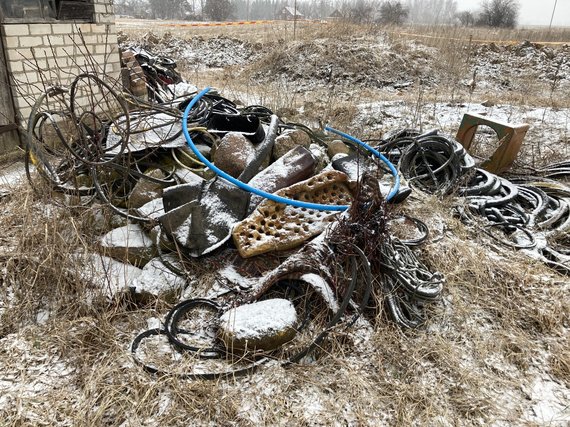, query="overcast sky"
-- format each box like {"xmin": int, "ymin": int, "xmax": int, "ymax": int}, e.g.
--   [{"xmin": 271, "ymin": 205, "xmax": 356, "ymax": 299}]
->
[{"xmin": 457, "ymin": 0, "xmax": 570, "ymax": 27}]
